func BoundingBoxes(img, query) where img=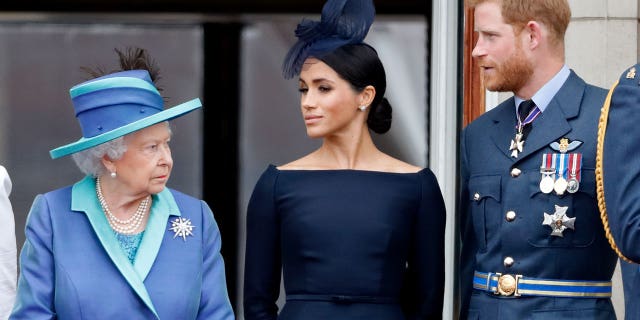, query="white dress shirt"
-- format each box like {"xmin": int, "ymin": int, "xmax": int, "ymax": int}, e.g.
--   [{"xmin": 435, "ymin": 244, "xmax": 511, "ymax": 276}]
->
[{"xmin": 0, "ymin": 166, "xmax": 16, "ymax": 319}]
